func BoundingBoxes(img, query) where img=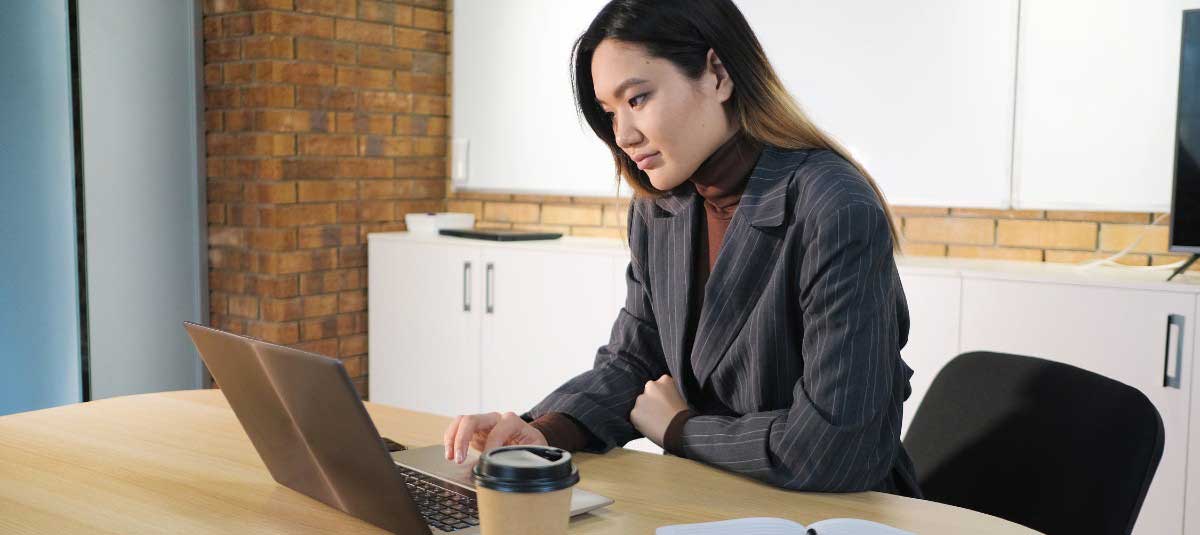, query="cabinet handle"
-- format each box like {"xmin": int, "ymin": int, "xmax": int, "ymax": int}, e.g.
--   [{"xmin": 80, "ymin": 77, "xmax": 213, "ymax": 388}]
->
[
  {"xmin": 1163, "ymin": 314, "xmax": 1185, "ymax": 389},
  {"xmin": 462, "ymin": 261, "xmax": 472, "ymax": 312},
  {"xmin": 486, "ymin": 262, "xmax": 495, "ymax": 314}
]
